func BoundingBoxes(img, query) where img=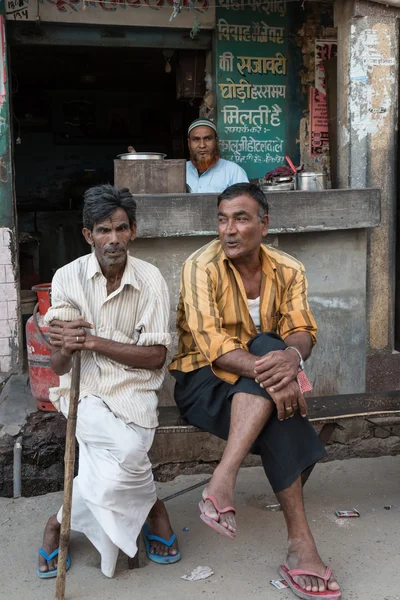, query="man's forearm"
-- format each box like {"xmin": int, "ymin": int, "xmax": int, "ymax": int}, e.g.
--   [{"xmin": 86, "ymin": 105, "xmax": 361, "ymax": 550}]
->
[
  {"xmin": 213, "ymin": 349, "xmax": 258, "ymax": 378},
  {"xmin": 283, "ymin": 332, "xmax": 313, "ymax": 362},
  {"xmin": 213, "ymin": 331, "xmax": 313, "ymax": 379},
  {"xmin": 86, "ymin": 336, "xmax": 166, "ymax": 370}
]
